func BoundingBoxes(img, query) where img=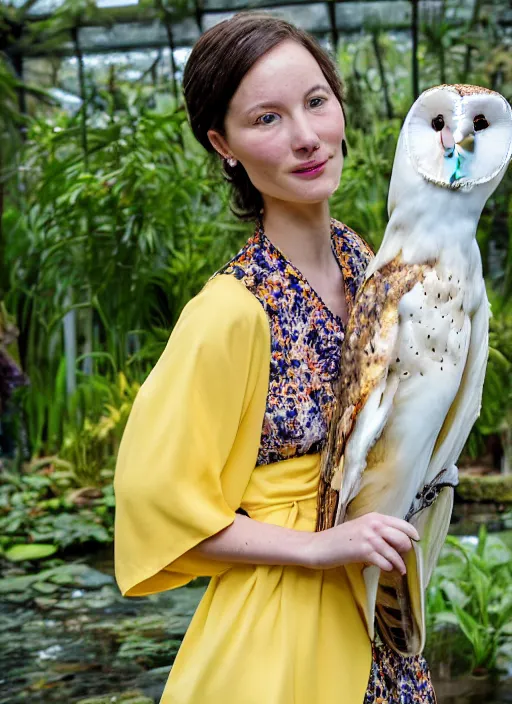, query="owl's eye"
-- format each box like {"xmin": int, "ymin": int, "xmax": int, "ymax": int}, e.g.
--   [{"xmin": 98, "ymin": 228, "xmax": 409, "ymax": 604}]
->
[
  {"xmin": 432, "ymin": 115, "xmax": 445, "ymax": 132},
  {"xmin": 473, "ymin": 114, "xmax": 489, "ymax": 131}
]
